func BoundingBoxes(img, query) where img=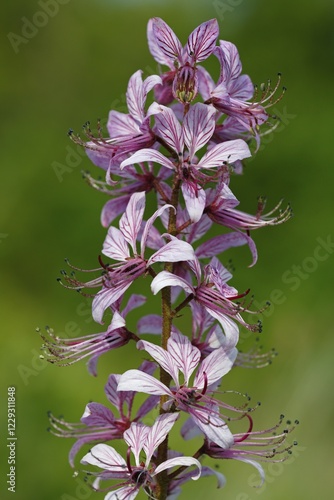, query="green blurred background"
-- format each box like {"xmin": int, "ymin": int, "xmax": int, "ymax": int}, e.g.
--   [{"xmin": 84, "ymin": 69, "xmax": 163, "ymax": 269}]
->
[{"xmin": 1, "ymin": 0, "xmax": 333, "ymax": 498}]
